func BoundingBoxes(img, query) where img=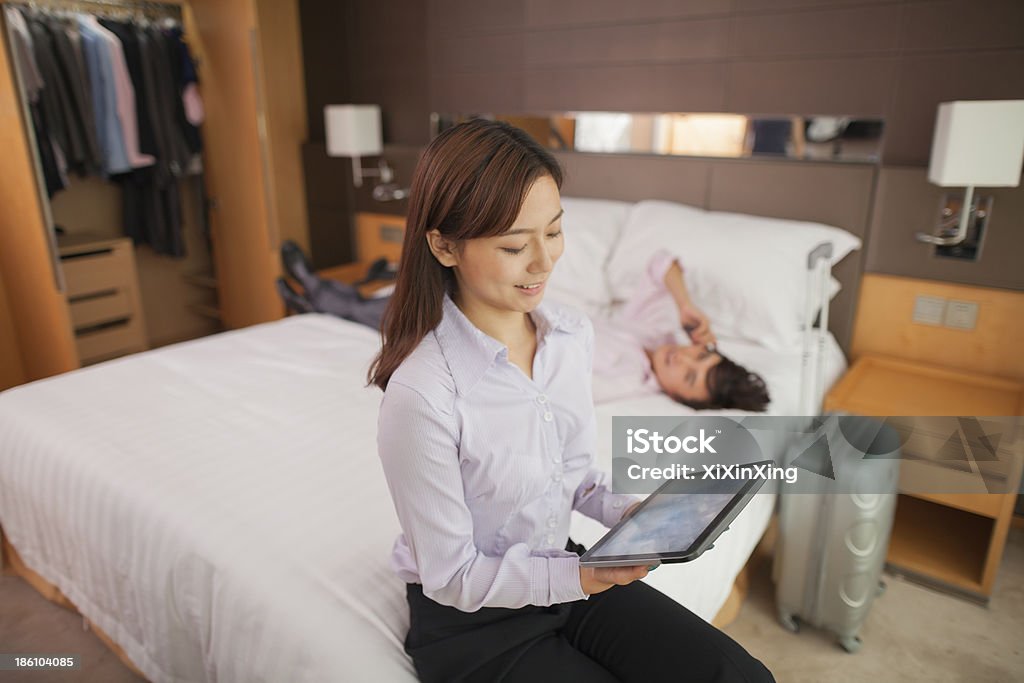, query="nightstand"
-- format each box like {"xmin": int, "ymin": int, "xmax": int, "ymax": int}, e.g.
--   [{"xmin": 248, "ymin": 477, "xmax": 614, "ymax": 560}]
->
[{"xmin": 825, "ymin": 355, "xmax": 1024, "ymax": 602}]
